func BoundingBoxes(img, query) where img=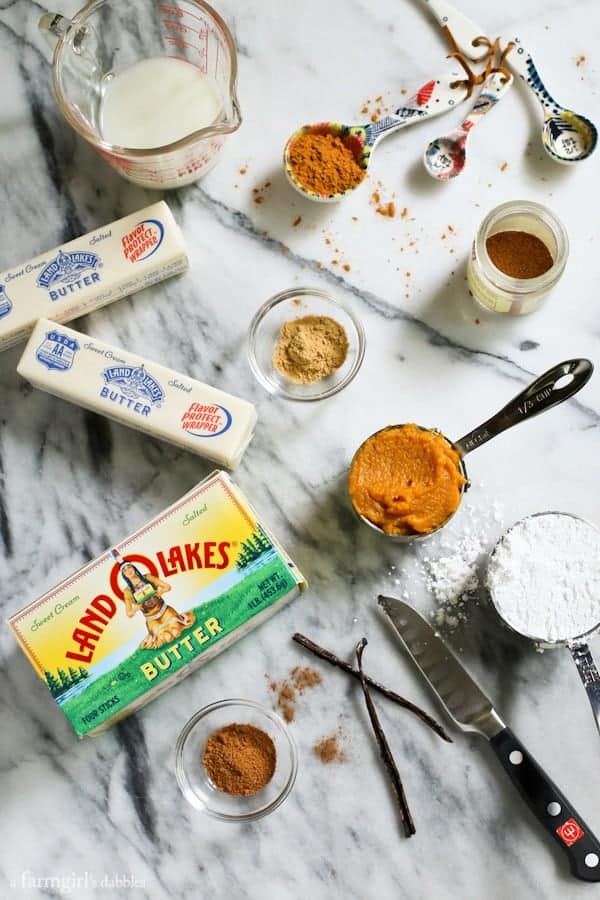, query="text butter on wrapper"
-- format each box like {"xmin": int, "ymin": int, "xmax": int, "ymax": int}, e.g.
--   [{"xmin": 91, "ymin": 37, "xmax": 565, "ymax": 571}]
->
[
  {"xmin": 0, "ymin": 201, "xmax": 187, "ymax": 352},
  {"xmin": 8, "ymin": 472, "xmax": 306, "ymax": 737},
  {"xmin": 18, "ymin": 319, "xmax": 257, "ymax": 469}
]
